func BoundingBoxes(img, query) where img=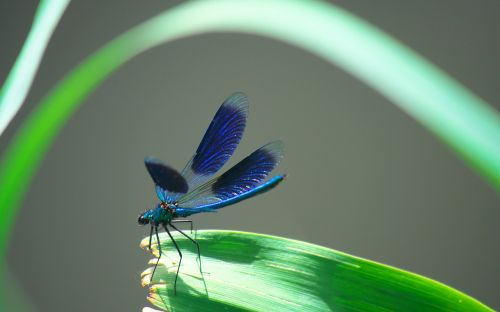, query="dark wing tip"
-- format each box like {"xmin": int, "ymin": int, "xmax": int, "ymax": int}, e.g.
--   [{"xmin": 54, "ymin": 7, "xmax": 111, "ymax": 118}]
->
[
  {"xmin": 224, "ymin": 92, "xmax": 249, "ymax": 113},
  {"xmin": 144, "ymin": 157, "xmax": 188, "ymax": 194},
  {"xmin": 144, "ymin": 156, "xmax": 158, "ymax": 164},
  {"xmin": 210, "ymin": 140, "xmax": 285, "ymax": 199},
  {"xmin": 261, "ymin": 140, "xmax": 285, "ymax": 165}
]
